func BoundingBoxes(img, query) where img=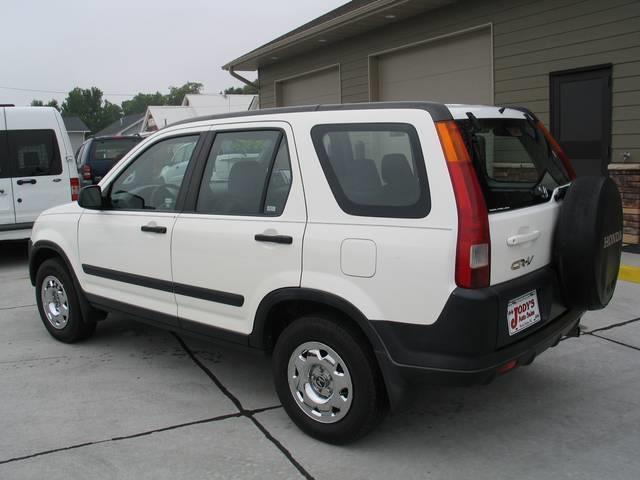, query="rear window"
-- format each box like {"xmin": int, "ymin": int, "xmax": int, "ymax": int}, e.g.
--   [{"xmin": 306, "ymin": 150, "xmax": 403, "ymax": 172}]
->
[
  {"xmin": 456, "ymin": 118, "xmax": 571, "ymax": 212},
  {"xmin": 7, "ymin": 129, "xmax": 62, "ymax": 177},
  {"xmin": 311, "ymin": 123, "xmax": 430, "ymax": 218},
  {"xmin": 89, "ymin": 138, "xmax": 140, "ymax": 163}
]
